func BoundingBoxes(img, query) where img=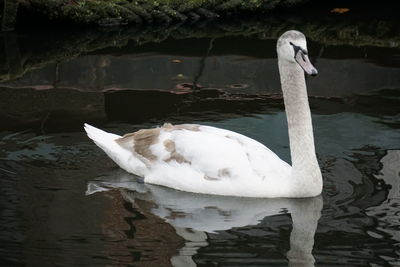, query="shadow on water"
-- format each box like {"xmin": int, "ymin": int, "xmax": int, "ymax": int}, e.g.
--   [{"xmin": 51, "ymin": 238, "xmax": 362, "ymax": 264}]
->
[{"xmin": 0, "ymin": 8, "xmax": 400, "ymax": 266}]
